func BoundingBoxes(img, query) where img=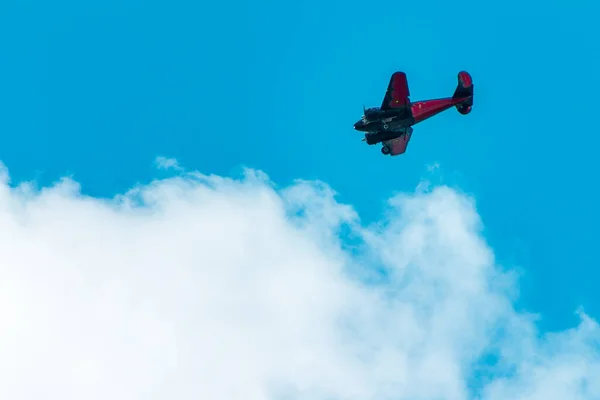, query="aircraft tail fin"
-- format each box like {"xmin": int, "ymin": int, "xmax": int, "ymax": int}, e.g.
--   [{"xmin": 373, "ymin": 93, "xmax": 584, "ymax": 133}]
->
[{"xmin": 453, "ymin": 71, "xmax": 473, "ymax": 115}]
